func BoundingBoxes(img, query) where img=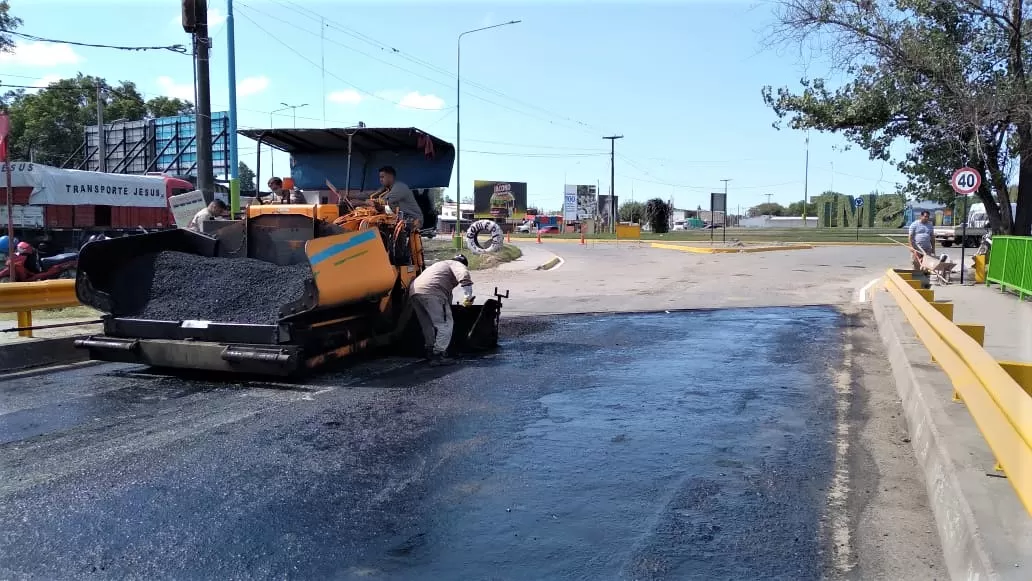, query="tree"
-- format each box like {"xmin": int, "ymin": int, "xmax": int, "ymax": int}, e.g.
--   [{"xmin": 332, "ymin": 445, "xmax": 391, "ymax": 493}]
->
[
  {"xmin": 762, "ymin": 0, "xmax": 1032, "ymax": 235},
  {"xmin": 748, "ymin": 202, "xmax": 787, "ymax": 217},
  {"xmin": 644, "ymin": 198, "xmax": 671, "ymax": 233},
  {"xmin": 1, "ymin": 74, "xmax": 194, "ymax": 166},
  {"xmin": 146, "ymin": 96, "xmax": 194, "ymax": 118},
  {"xmin": 238, "ymin": 161, "xmax": 257, "ymax": 192},
  {"xmin": 786, "ymin": 200, "xmax": 818, "ymax": 217},
  {"xmin": 619, "ymin": 201, "xmax": 644, "ymax": 224},
  {"xmin": 0, "ymin": 1, "xmax": 21, "ymax": 54}
]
